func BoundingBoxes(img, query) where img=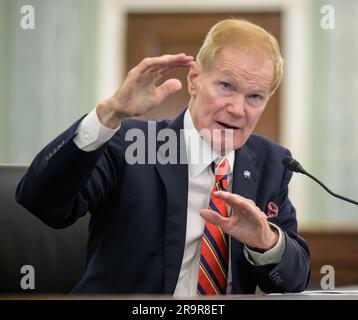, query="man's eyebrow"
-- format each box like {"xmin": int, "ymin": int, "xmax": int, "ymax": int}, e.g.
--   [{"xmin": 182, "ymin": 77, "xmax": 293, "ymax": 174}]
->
[
  {"xmin": 216, "ymin": 70, "xmax": 239, "ymax": 84},
  {"xmin": 248, "ymin": 88, "xmax": 269, "ymax": 94},
  {"xmin": 217, "ymin": 70, "xmax": 270, "ymax": 93}
]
